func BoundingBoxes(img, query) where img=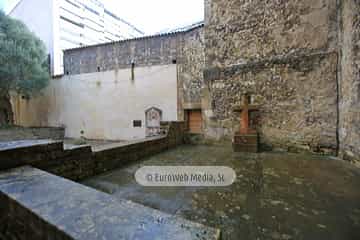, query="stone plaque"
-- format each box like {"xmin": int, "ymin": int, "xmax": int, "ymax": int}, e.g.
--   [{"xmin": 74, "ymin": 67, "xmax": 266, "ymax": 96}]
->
[{"xmin": 145, "ymin": 107, "xmax": 162, "ymax": 137}]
